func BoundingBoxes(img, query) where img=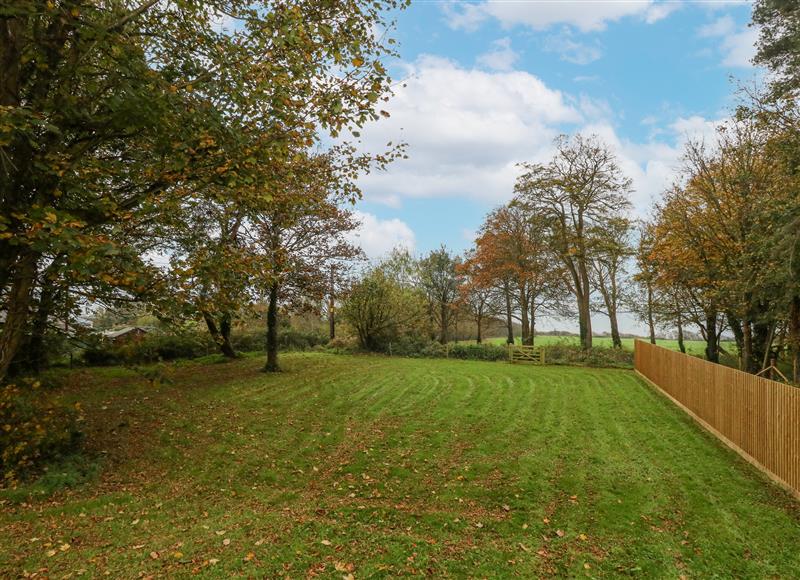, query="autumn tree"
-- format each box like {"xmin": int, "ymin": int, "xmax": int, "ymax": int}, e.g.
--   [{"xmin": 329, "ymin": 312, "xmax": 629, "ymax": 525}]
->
[
  {"xmin": 340, "ymin": 267, "xmax": 427, "ymax": 351},
  {"xmin": 0, "ymin": 0, "xmax": 408, "ymax": 380},
  {"xmin": 515, "ymin": 134, "xmax": 633, "ymax": 350},
  {"xmin": 417, "ymin": 247, "xmax": 461, "ymax": 344},
  {"xmin": 589, "ymin": 216, "xmax": 633, "ymax": 348},
  {"xmin": 250, "ymin": 153, "xmax": 364, "ymax": 373},
  {"xmin": 456, "ymin": 251, "xmax": 502, "ymax": 344}
]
